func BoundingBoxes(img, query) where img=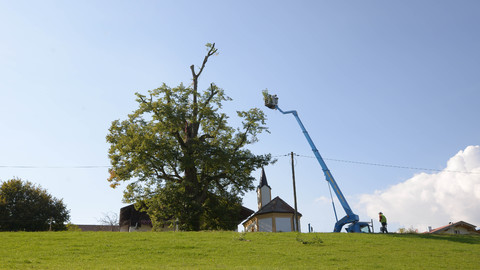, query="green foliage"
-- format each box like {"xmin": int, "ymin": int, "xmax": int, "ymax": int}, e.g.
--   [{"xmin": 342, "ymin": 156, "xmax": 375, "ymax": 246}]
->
[
  {"xmin": 0, "ymin": 178, "xmax": 70, "ymax": 231},
  {"xmin": 106, "ymin": 43, "xmax": 272, "ymax": 231},
  {"xmin": 398, "ymin": 226, "xmax": 419, "ymax": 234},
  {"xmin": 296, "ymin": 233, "xmax": 324, "ymax": 245},
  {"xmin": 262, "ymin": 88, "xmax": 269, "ymax": 100},
  {"xmin": 235, "ymin": 231, "xmax": 249, "ymax": 241},
  {"xmin": 1, "ymin": 232, "xmax": 479, "ymax": 269},
  {"xmin": 66, "ymin": 223, "xmax": 82, "ymax": 232}
]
